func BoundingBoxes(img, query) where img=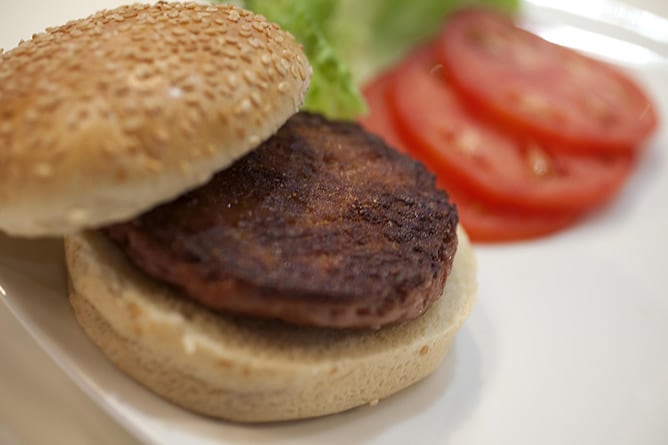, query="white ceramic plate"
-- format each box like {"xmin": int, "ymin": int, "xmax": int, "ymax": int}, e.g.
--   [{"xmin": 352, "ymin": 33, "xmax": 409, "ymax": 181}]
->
[{"xmin": 1, "ymin": 1, "xmax": 667, "ymax": 444}]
